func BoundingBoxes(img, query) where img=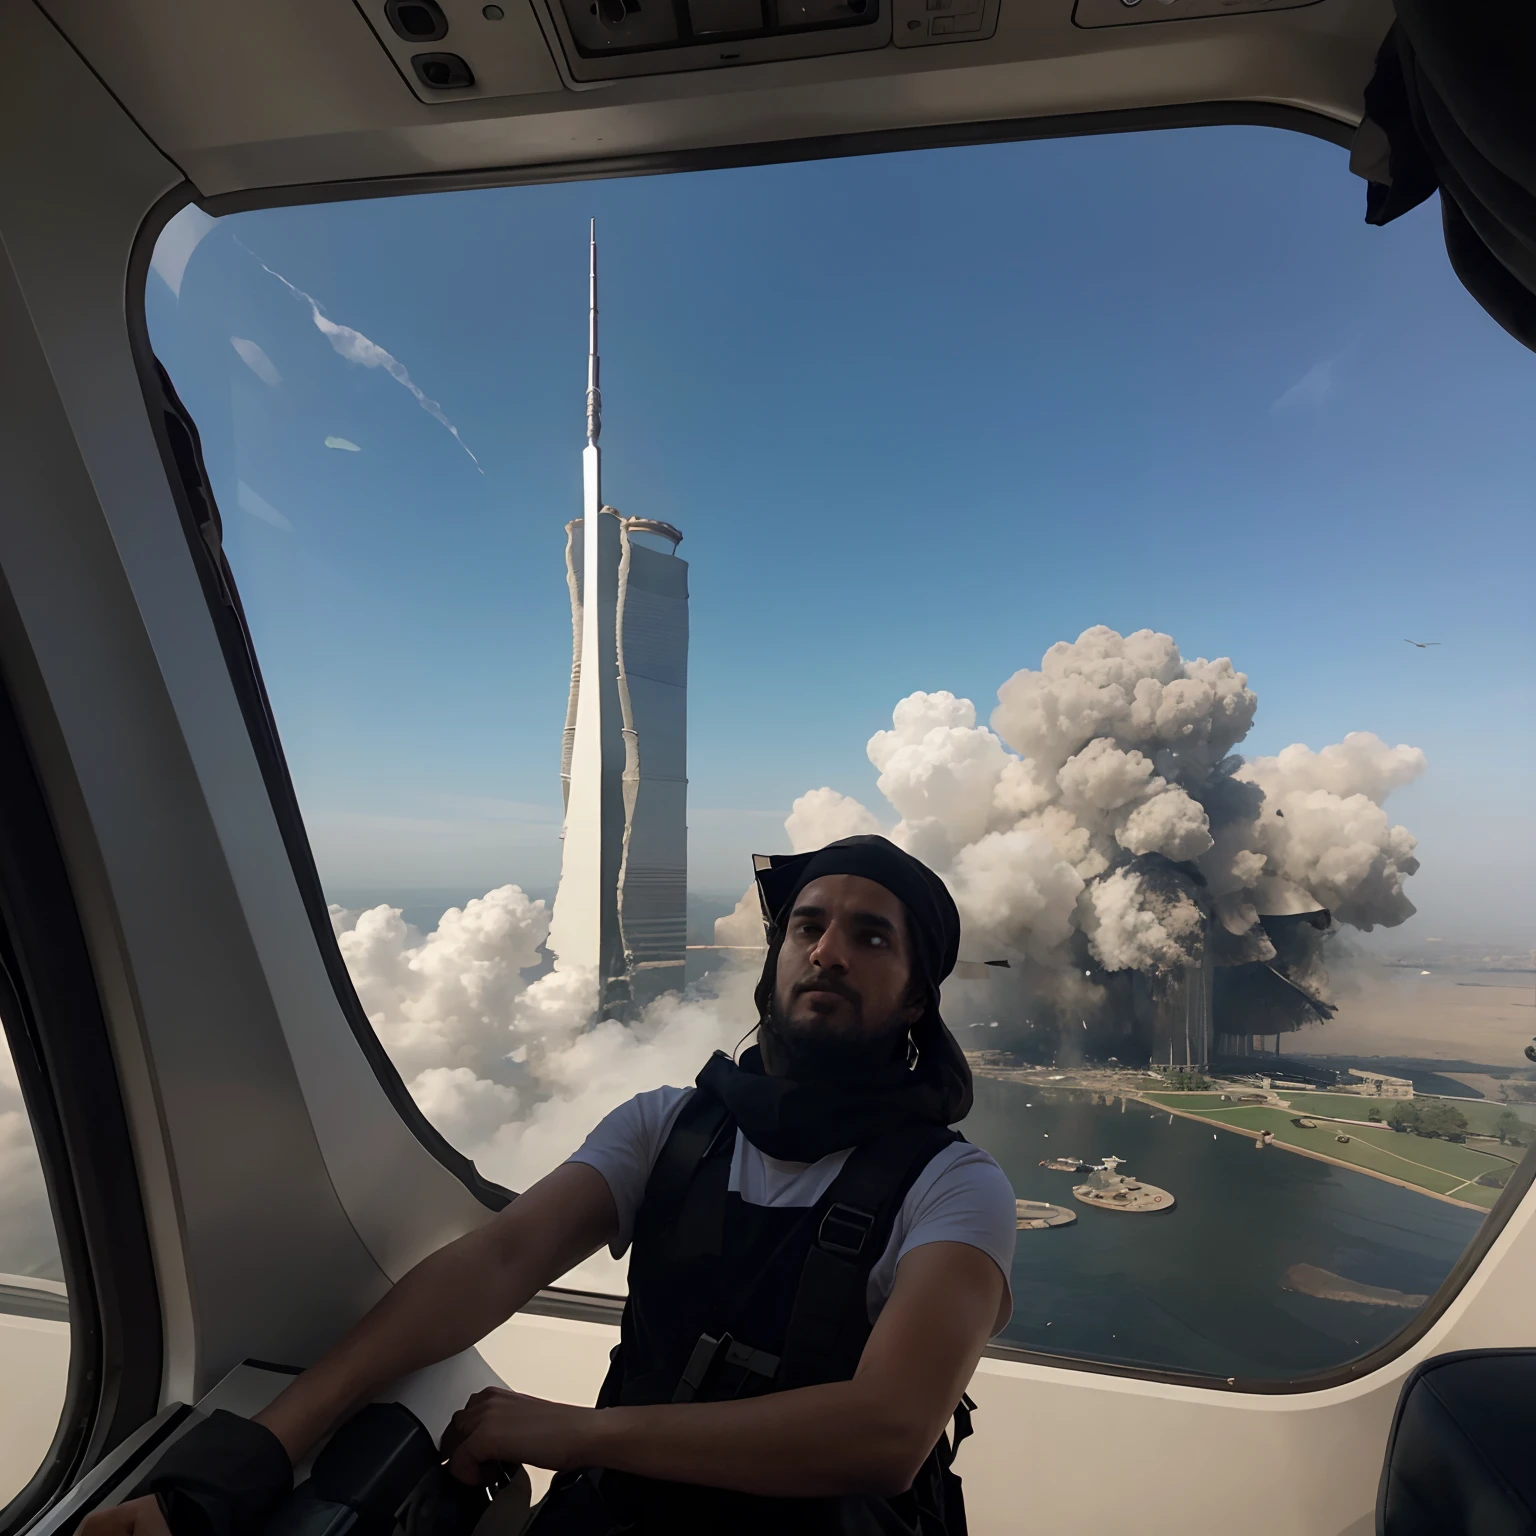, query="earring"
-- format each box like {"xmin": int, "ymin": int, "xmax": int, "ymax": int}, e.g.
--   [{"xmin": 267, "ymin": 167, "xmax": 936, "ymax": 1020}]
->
[{"xmin": 905, "ymin": 1031, "xmax": 921, "ymax": 1071}]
